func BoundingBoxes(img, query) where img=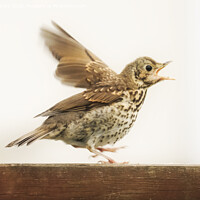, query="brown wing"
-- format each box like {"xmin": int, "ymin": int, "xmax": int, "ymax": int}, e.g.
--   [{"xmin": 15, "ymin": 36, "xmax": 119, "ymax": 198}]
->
[
  {"xmin": 36, "ymin": 89, "xmax": 123, "ymax": 117},
  {"xmin": 41, "ymin": 21, "xmax": 118, "ymax": 88}
]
